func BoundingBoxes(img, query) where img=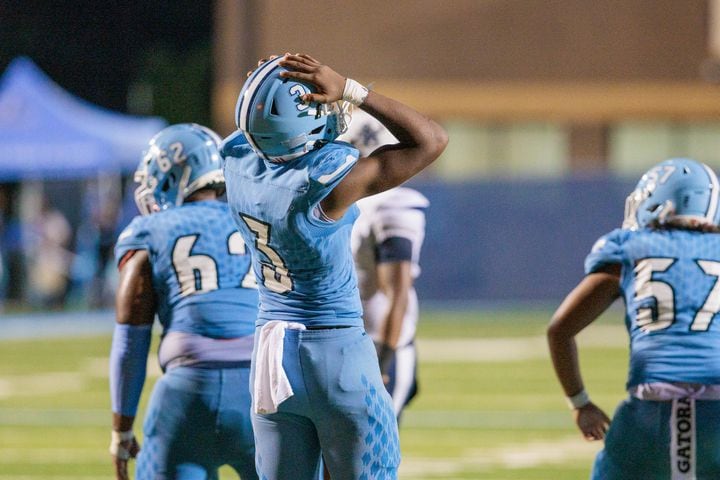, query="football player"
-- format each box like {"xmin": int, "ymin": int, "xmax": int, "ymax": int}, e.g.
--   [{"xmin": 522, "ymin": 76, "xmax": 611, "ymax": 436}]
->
[
  {"xmin": 342, "ymin": 110, "xmax": 428, "ymax": 419},
  {"xmin": 109, "ymin": 124, "xmax": 259, "ymax": 480},
  {"xmin": 548, "ymin": 158, "xmax": 720, "ymax": 479},
  {"xmin": 221, "ymin": 54, "xmax": 448, "ymax": 480}
]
